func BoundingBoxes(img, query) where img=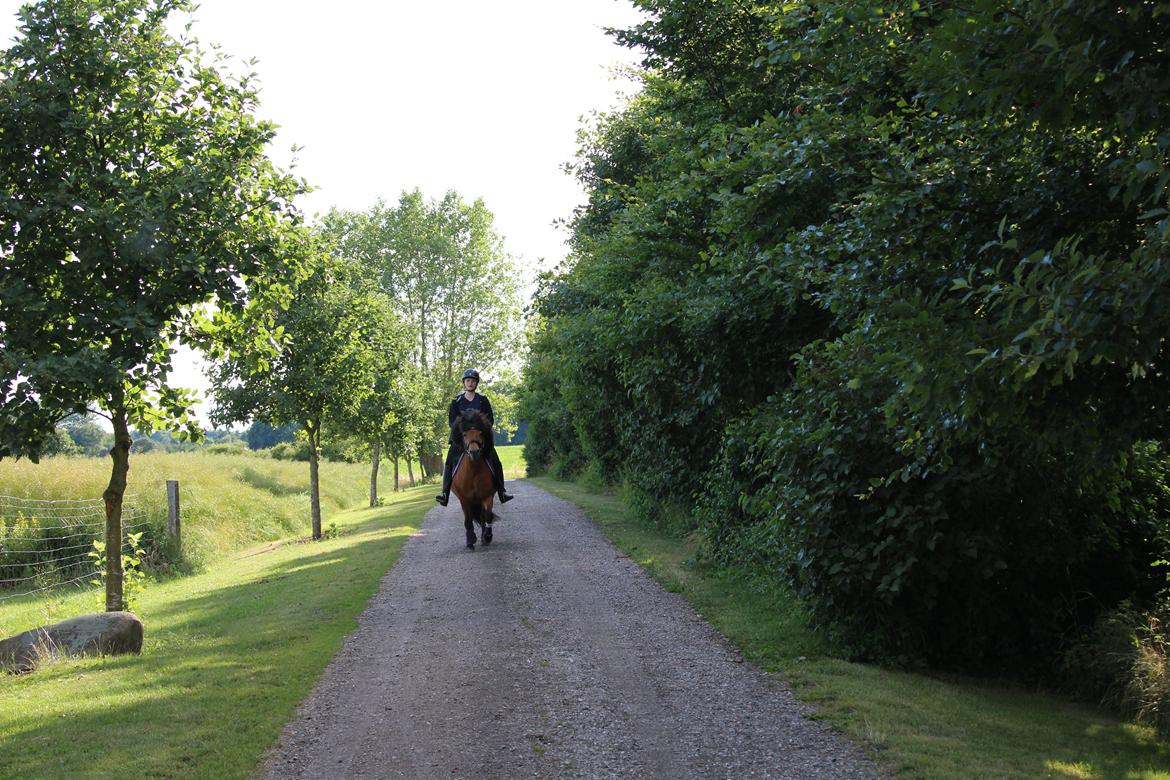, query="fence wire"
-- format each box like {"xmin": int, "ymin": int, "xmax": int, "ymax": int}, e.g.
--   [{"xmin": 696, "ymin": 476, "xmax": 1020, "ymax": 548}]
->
[{"xmin": 0, "ymin": 494, "xmax": 150, "ymax": 602}]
